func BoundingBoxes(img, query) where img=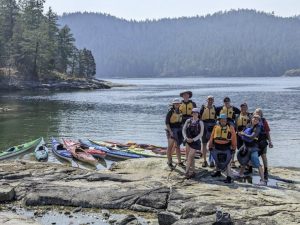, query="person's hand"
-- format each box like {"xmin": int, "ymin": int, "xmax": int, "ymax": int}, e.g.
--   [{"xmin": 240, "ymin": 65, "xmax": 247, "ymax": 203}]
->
[
  {"xmin": 238, "ymin": 131, "xmax": 244, "ymax": 136},
  {"xmin": 187, "ymin": 138, "xmax": 193, "ymax": 143},
  {"xmin": 169, "ymin": 130, "xmax": 174, "ymax": 137},
  {"xmin": 269, "ymin": 142, "xmax": 273, "ymax": 148}
]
